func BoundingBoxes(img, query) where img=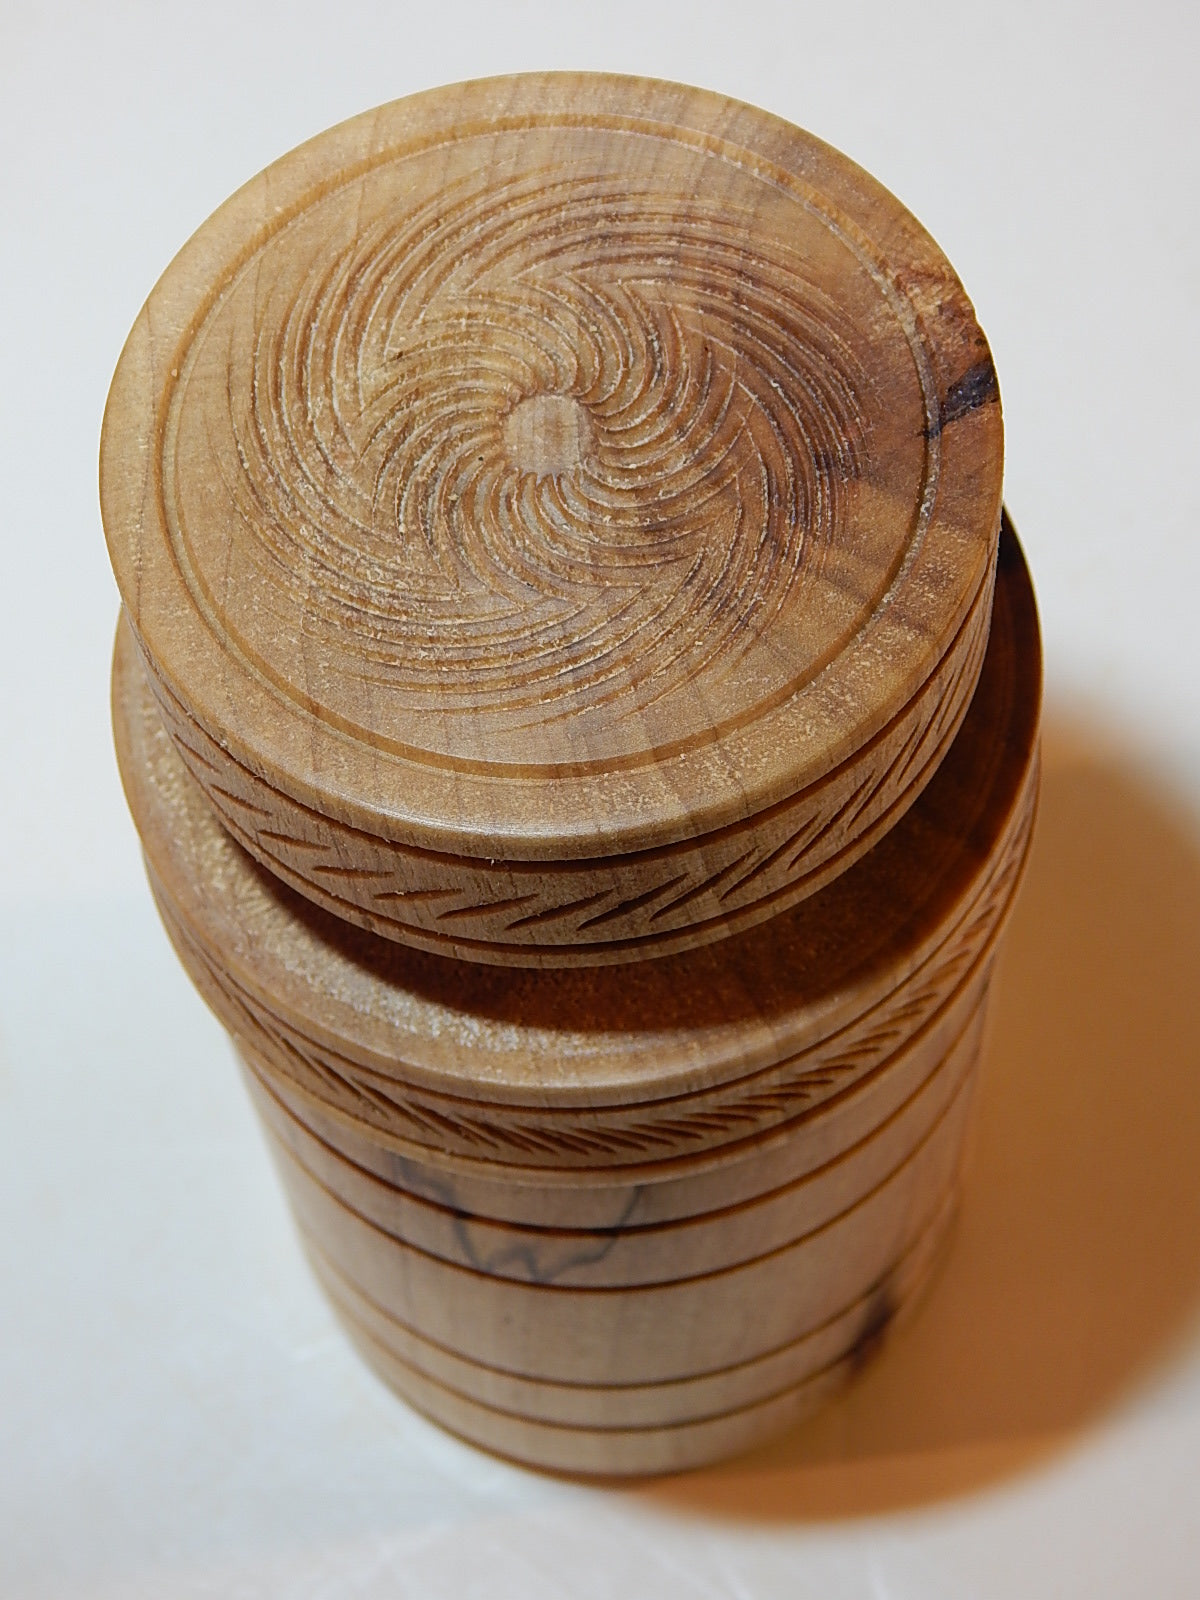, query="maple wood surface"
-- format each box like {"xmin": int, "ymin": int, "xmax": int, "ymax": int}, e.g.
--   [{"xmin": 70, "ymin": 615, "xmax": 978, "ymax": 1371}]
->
[
  {"xmin": 241, "ymin": 992, "xmax": 986, "ymax": 1285},
  {"xmin": 100, "ymin": 72, "xmax": 1004, "ymax": 966}
]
